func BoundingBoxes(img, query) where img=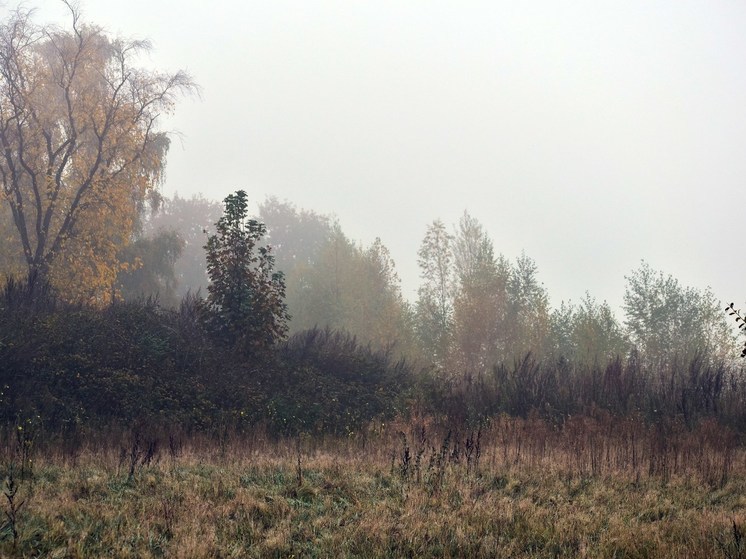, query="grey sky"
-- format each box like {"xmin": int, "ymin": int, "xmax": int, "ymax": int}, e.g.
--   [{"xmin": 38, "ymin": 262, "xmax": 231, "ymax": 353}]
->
[{"xmin": 21, "ymin": 0, "xmax": 746, "ymax": 312}]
